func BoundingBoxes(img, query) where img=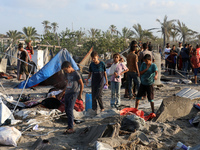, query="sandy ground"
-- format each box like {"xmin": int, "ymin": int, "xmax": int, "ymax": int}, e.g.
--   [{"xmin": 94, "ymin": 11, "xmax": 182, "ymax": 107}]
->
[{"xmin": 0, "ymin": 71, "xmax": 200, "ymax": 149}]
